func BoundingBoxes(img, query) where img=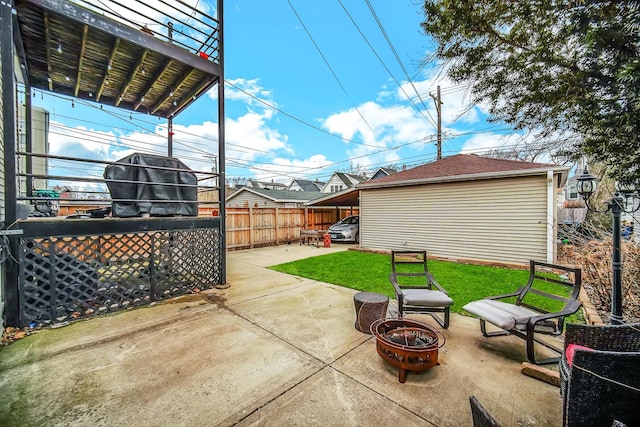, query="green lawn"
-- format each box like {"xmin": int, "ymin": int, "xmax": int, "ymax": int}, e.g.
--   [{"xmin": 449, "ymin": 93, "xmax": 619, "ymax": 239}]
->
[{"xmin": 269, "ymin": 251, "xmax": 583, "ymax": 322}]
